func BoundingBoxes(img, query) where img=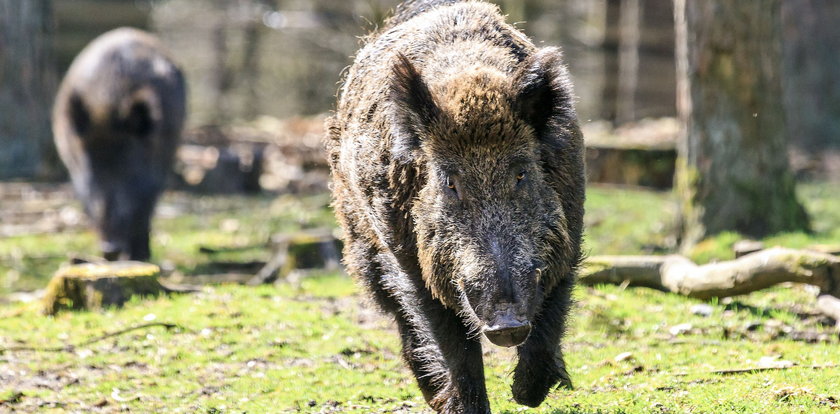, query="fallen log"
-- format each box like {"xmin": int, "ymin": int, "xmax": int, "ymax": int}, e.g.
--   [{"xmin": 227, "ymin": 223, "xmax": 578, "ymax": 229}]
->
[{"xmin": 579, "ymin": 247, "xmax": 840, "ymax": 322}]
